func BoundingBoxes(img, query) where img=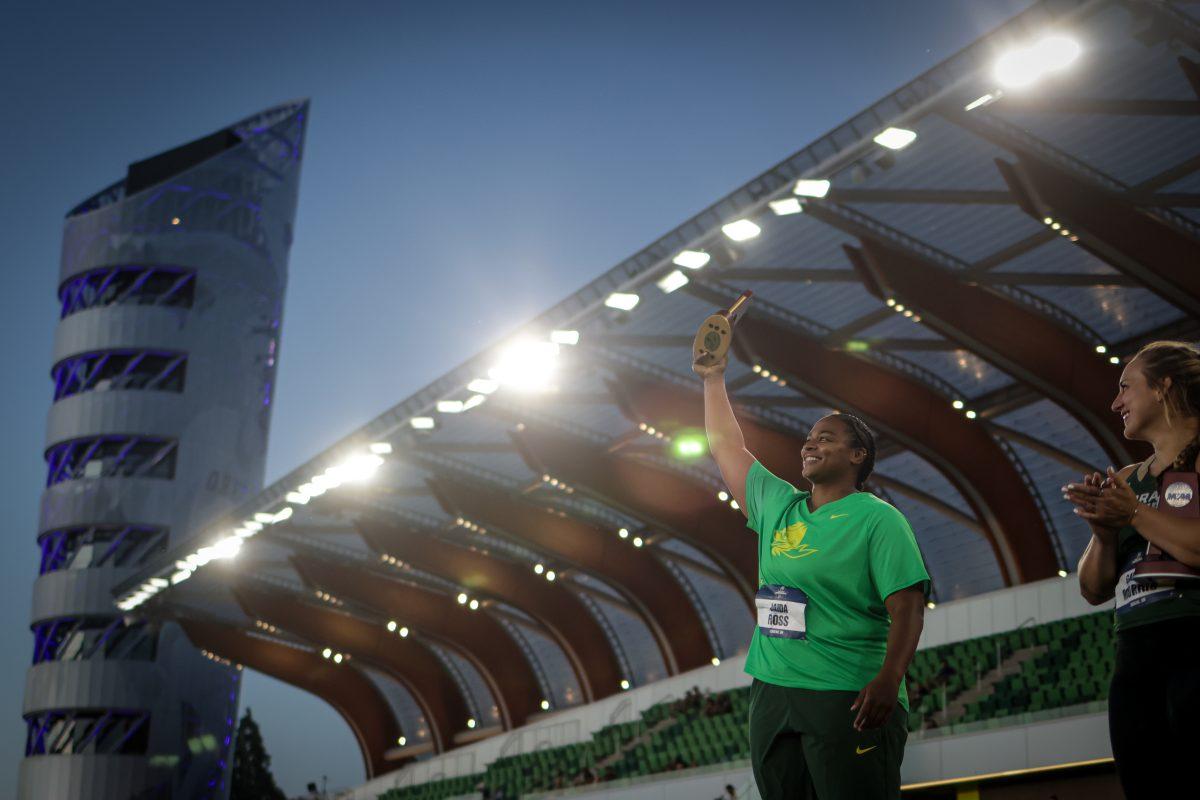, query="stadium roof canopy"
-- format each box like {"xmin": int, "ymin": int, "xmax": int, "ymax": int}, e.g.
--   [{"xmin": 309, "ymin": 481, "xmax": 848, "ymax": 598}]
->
[{"xmin": 116, "ymin": 0, "xmax": 1200, "ymax": 777}]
